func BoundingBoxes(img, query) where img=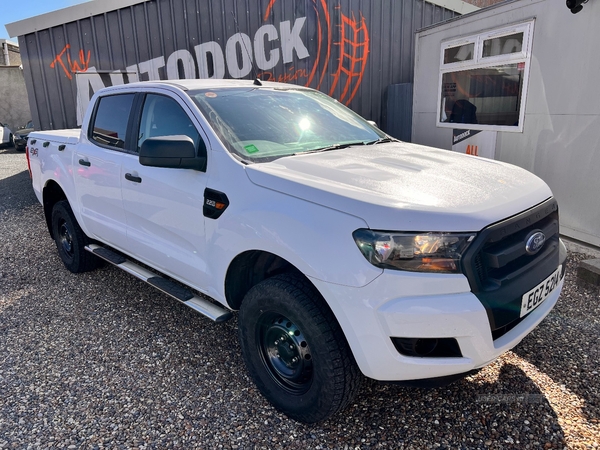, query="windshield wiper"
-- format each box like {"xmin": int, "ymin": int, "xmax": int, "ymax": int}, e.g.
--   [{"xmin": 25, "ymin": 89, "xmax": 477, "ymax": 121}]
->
[
  {"xmin": 288, "ymin": 138, "xmax": 398, "ymax": 158},
  {"xmin": 290, "ymin": 141, "xmax": 369, "ymax": 156},
  {"xmin": 365, "ymin": 137, "xmax": 398, "ymax": 145}
]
